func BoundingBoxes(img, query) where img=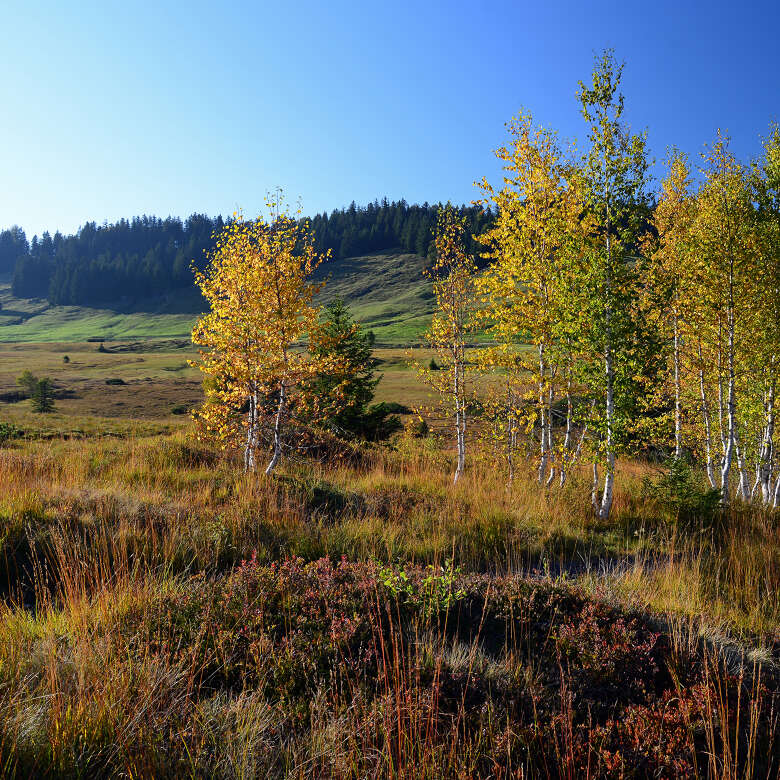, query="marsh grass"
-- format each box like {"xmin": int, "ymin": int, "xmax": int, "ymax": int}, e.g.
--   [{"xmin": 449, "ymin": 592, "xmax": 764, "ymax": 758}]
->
[{"xmin": 0, "ymin": 428, "xmax": 778, "ymax": 776}]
